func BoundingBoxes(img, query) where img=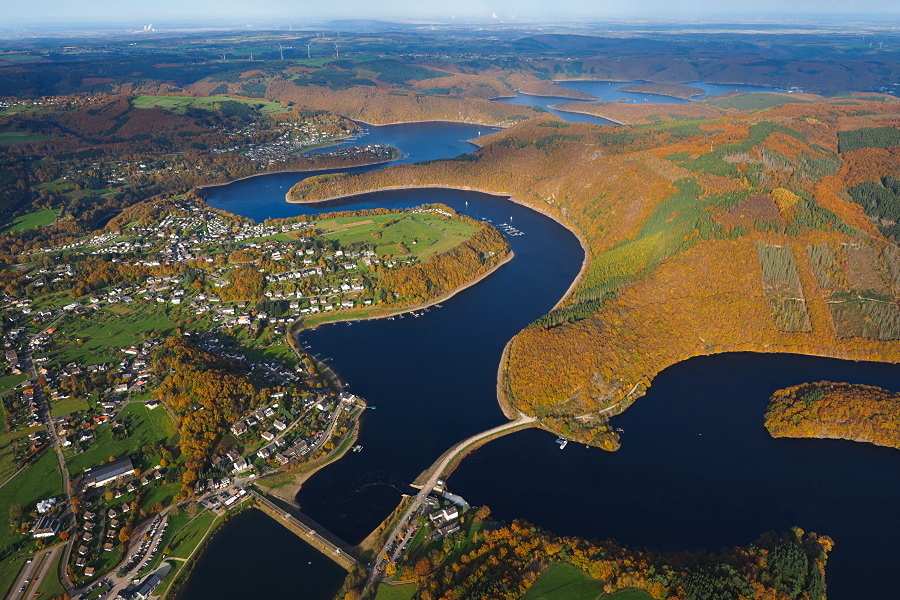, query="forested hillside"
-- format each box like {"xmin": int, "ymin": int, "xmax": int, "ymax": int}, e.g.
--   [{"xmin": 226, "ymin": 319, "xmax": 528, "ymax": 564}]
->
[{"xmin": 290, "ymin": 94, "xmax": 900, "ymax": 446}]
